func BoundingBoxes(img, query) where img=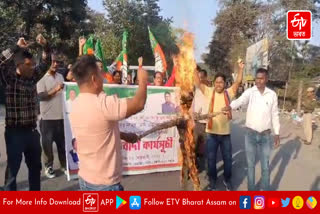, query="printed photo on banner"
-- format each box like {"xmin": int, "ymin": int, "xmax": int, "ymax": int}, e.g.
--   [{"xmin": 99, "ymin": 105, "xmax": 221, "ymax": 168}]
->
[{"xmin": 63, "ymin": 83, "xmax": 182, "ymax": 180}]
